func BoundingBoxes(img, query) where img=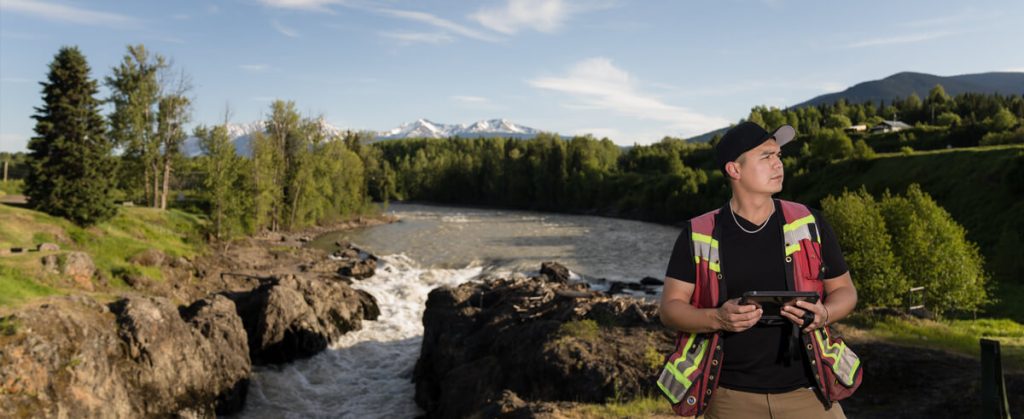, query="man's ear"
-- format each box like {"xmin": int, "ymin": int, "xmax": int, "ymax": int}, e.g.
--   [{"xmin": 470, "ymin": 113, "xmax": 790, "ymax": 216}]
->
[{"xmin": 725, "ymin": 161, "xmax": 741, "ymax": 180}]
